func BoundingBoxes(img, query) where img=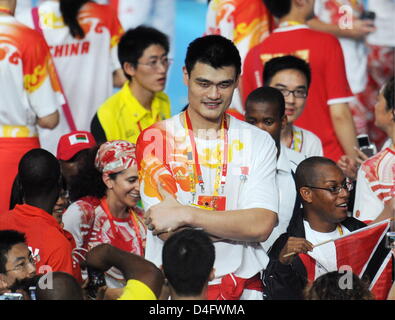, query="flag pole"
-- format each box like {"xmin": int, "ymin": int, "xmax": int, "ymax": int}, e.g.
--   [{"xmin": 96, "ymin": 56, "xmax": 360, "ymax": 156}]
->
[{"xmin": 282, "ymin": 219, "xmax": 392, "ymax": 259}]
